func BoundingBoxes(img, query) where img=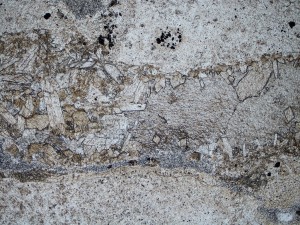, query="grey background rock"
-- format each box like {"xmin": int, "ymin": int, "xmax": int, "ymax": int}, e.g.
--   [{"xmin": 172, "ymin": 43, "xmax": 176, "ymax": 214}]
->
[{"xmin": 0, "ymin": 0, "xmax": 300, "ymax": 224}]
